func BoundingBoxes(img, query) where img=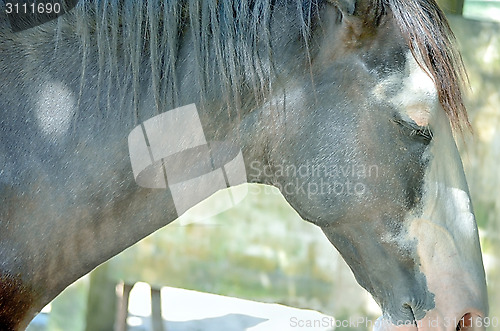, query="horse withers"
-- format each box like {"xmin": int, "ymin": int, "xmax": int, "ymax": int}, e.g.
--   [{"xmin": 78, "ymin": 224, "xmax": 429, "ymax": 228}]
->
[{"xmin": 0, "ymin": 0, "xmax": 488, "ymax": 330}]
